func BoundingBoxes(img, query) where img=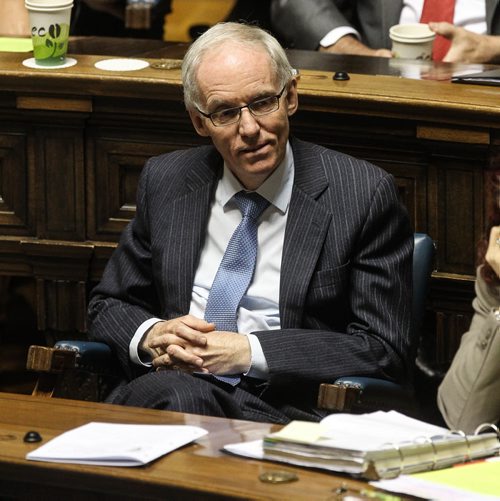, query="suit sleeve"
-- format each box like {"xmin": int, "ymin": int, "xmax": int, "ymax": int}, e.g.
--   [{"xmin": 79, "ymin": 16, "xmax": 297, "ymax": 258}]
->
[
  {"xmin": 437, "ymin": 267, "xmax": 500, "ymax": 433},
  {"xmin": 255, "ymin": 170, "xmax": 414, "ymax": 388},
  {"xmin": 271, "ymin": 0, "xmax": 355, "ymax": 49},
  {"xmin": 87, "ymin": 159, "xmax": 160, "ymax": 379}
]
